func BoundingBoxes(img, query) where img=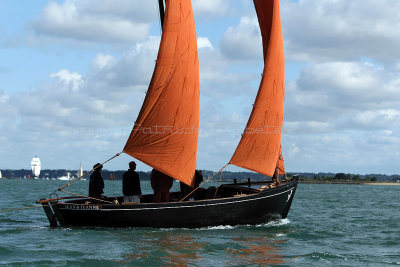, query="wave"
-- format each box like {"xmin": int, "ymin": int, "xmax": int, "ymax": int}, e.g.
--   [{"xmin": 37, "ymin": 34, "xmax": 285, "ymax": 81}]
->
[{"xmin": 255, "ymin": 218, "xmax": 291, "ymax": 227}]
